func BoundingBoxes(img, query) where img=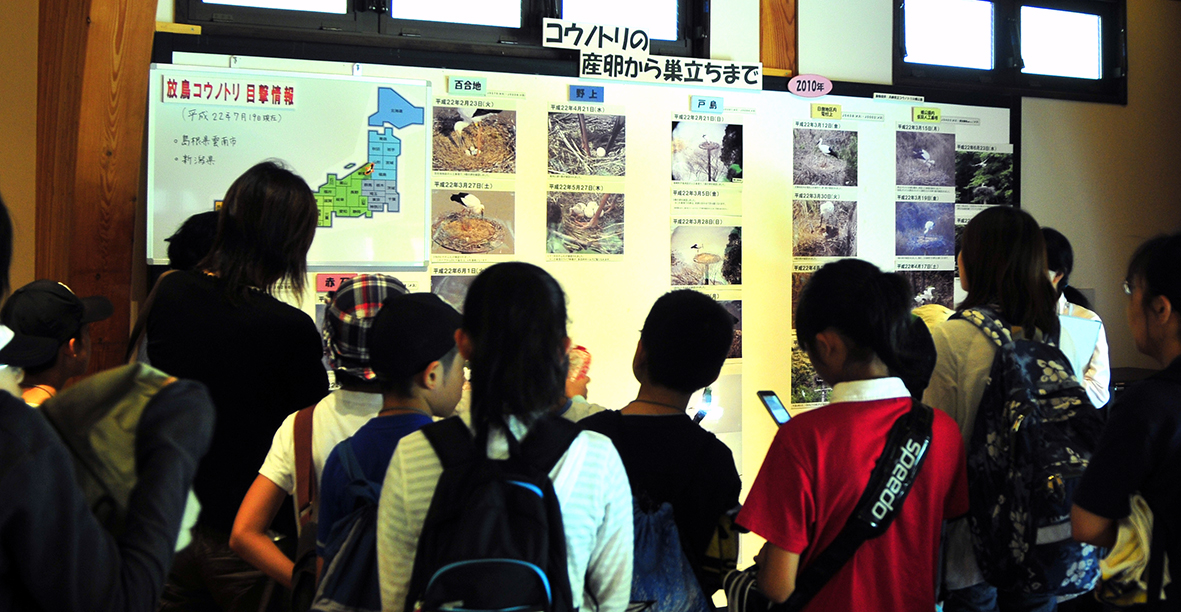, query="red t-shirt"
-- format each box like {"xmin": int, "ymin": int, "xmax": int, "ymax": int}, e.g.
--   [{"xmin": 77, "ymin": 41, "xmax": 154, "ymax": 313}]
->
[{"xmin": 737, "ymin": 380, "xmax": 968, "ymax": 612}]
